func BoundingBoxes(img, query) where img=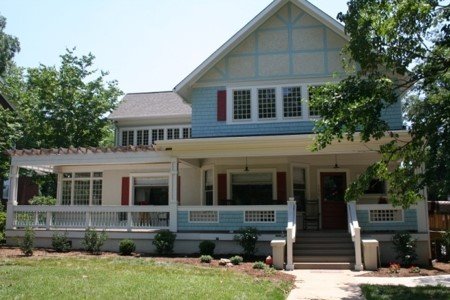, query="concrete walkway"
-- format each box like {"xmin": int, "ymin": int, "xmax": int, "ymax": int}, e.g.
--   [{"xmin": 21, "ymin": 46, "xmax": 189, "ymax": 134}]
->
[{"xmin": 285, "ymin": 269, "xmax": 450, "ymax": 300}]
